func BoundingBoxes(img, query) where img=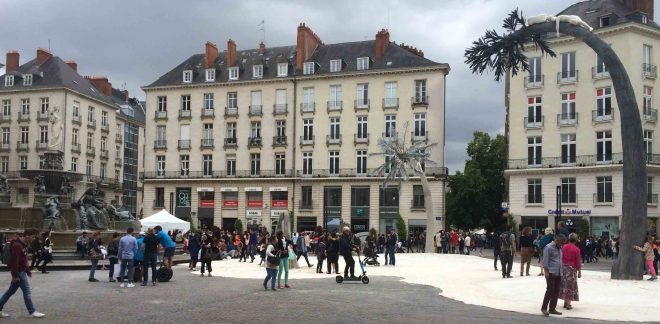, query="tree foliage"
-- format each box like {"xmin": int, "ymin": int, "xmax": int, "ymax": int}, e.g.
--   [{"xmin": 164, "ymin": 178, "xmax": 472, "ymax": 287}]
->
[
  {"xmin": 234, "ymin": 218, "xmax": 243, "ymax": 234},
  {"xmin": 446, "ymin": 132, "xmax": 506, "ymax": 230},
  {"xmin": 396, "ymin": 213, "xmax": 407, "ymax": 241}
]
